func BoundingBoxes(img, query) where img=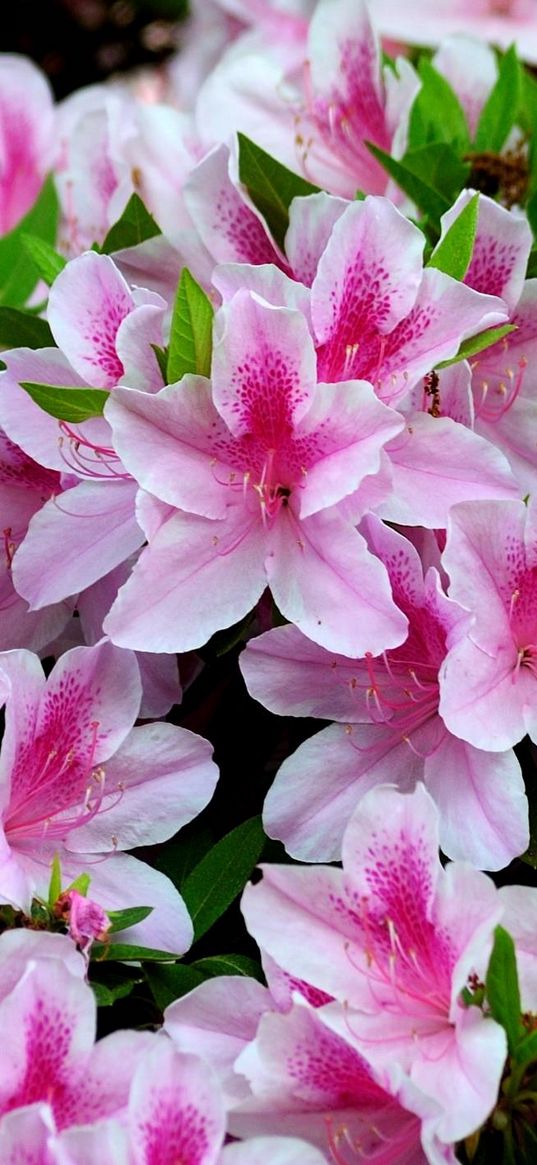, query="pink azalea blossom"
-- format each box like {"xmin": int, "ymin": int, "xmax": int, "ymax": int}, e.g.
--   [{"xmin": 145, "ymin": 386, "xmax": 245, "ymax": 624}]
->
[
  {"xmin": 196, "ymin": 0, "xmax": 420, "ymax": 198},
  {"xmin": 242, "ymin": 783, "xmax": 508, "ymax": 1142},
  {"xmin": 214, "ymin": 194, "xmax": 517, "ymax": 528},
  {"xmin": 0, "ymin": 429, "xmax": 73, "ymax": 652},
  {"xmin": 0, "ymin": 639, "xmax": 219, "ymax": 949},
  {"xmin": 366, "ymin": 0, "xmax": 537, "ymax": 64},
  {"xmin": 0, "ymin": 55, "xmax": 56, "ymax": 235},
  {"xmin": 439, "ymin": 498, "xmax": 537, "ymax": 750},
  {"xmin": 241, "ymin": 517, "xmax": 528, "ymax": 868},
  {"xmin": 104, "ymin": 289, "xmax": 408, "ymax": 655},
  {"xmin": 54, "ymin": 888, "xmax": 110, "ymax": 956}
]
